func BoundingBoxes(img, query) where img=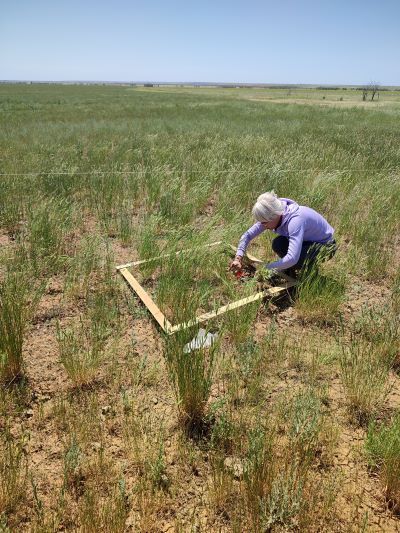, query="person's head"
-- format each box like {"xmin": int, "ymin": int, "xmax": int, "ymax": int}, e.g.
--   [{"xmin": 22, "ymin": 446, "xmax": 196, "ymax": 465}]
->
[{"xmin": 252, "ymin": 191, "xmax": 284, "ymax": 229}]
